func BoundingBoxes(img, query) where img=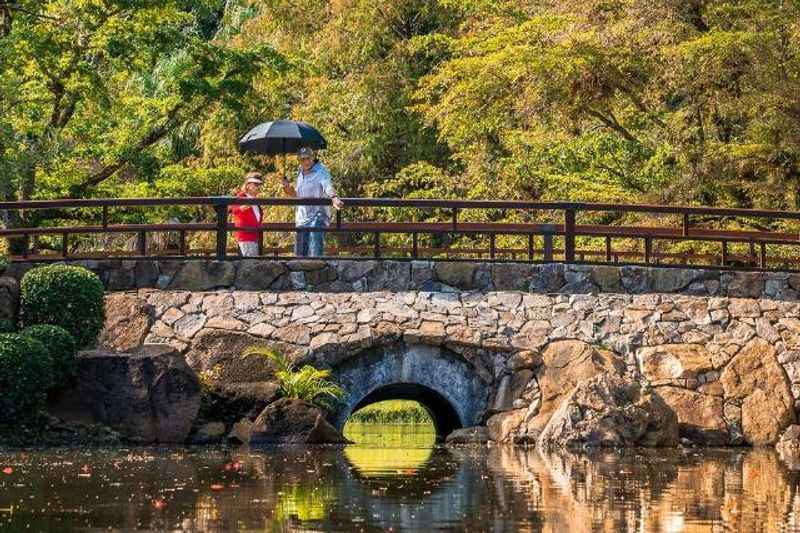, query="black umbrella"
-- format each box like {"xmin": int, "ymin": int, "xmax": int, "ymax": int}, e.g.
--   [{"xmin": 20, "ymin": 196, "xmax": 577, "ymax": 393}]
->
[{"xmin": 238, "ymin": 120, "xmax": 327, "ymax": 178}]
